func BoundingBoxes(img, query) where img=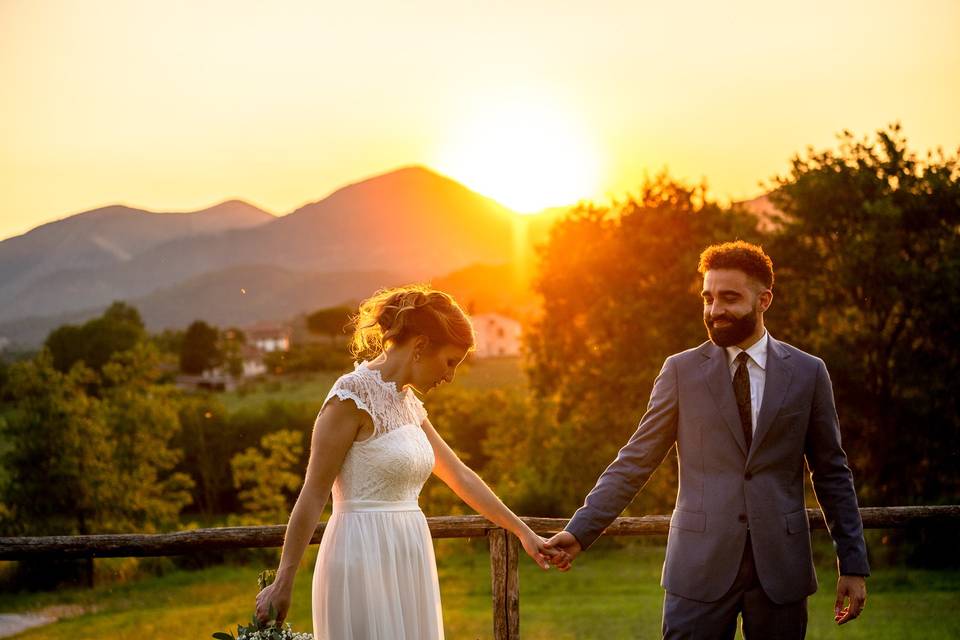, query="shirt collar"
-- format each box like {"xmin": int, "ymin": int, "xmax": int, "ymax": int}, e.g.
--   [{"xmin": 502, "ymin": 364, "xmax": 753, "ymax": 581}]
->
[{"xmin": 725, "ymin": 330, "xmax": 769, "ymax": 370}]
